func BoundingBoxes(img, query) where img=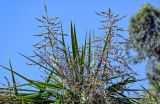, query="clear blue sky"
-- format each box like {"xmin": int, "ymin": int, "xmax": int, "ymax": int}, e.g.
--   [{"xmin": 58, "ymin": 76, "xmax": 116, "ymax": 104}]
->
[{"xmin": 0, "ymin": 0, "xmax": 160, "ymax": 88}]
